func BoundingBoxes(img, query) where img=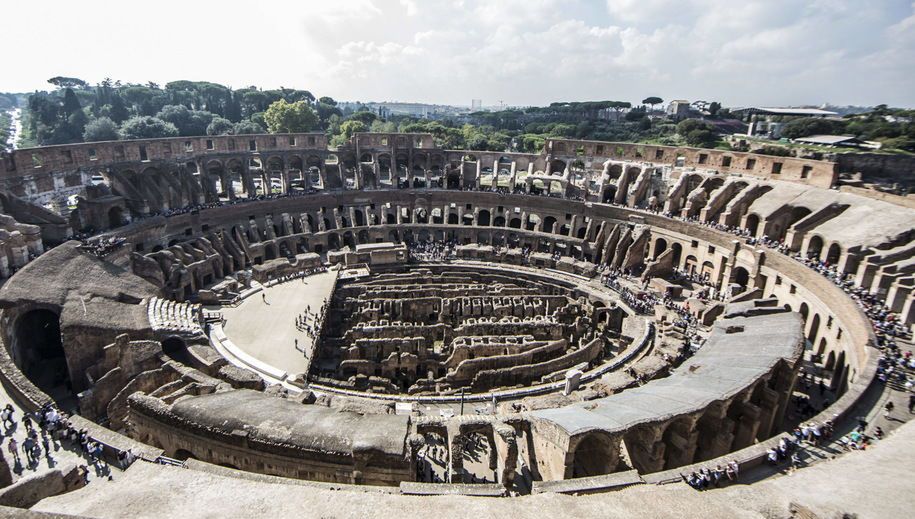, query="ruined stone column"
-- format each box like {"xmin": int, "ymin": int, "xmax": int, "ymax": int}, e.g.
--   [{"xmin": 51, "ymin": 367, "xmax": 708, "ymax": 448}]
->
[{"xmin": 623, "ymin": 425, "xmax": 666, "ymax": 474}]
